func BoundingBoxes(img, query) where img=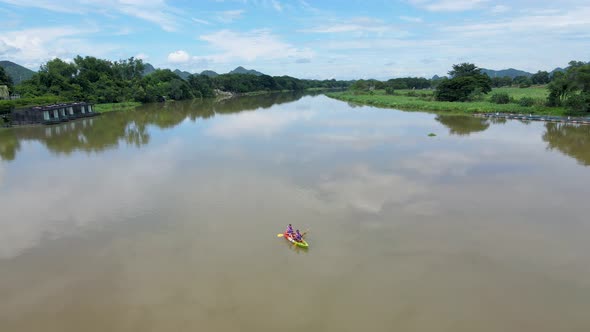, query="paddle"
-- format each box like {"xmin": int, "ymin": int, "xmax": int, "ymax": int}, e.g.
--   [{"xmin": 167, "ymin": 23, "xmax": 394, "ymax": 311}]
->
[{"xmin": 277, "ymin": 229, "xmax": 309, "ymax": 238}]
